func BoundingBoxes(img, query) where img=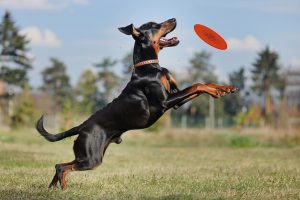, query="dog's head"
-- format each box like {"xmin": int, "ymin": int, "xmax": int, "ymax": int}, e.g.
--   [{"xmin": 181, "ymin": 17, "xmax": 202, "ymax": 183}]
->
[{"xmin": 119, "ymin": 18, "xmax": 179, "ymax": 55}]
